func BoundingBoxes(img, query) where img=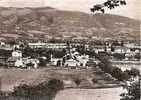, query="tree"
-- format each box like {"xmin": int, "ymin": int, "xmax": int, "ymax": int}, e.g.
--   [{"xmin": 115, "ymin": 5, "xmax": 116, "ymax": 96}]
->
[
  {"xmin": 91, "ymin": 0, "xmax": 126, "ymax": 13},
  {"xmin": 74, "ymin": 78, "xmax": 82, "ymax": 87},
  {"xmin": 125, "ymin": 68, "xmax": 140, "ymax": 77},
  {"xmin": 12, "ymin": 79, "xmax": 64, "ymax": 100},
  {"xmin": 120, "ymin": 79, "xmax": 140, "ymax": 100}
]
